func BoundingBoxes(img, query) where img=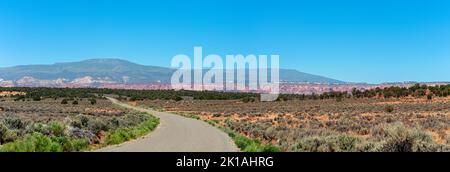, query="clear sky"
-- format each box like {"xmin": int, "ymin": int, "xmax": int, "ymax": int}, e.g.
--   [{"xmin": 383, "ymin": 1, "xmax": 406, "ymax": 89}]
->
[{"xmin": 0, "ymin": 0, "xmax": 449, "ymax": 83}]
